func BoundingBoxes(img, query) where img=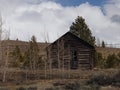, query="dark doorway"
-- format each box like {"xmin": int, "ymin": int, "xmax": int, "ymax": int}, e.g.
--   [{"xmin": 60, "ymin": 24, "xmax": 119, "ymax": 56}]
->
[{"xmin": 71, "ymin": 50, "xmax": 78, "ymax": 69}]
